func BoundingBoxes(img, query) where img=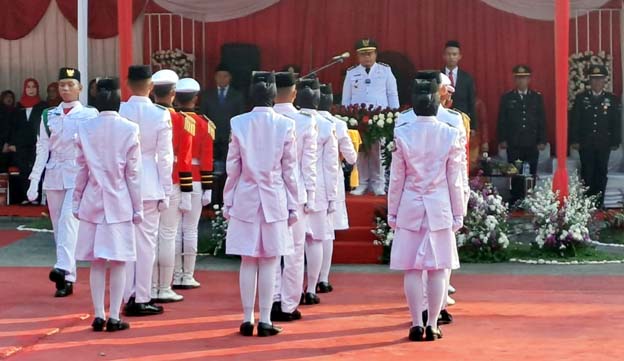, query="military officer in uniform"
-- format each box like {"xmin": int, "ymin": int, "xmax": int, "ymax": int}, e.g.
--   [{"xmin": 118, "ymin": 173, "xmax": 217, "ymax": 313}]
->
[
  {"xmin": 27, "ymin": 67, "xmax": 99, "ymax": 297},
  {"xmin": 120, "ymin": 65, "xmax": 173, "ymax": 316},
  {"xmin": 342, "ymin": 38, "xmax": 399, "ymax": 196},
  {"xmin": 570, "ymin": 64, "xmax": 621, "ymax": 206}
]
